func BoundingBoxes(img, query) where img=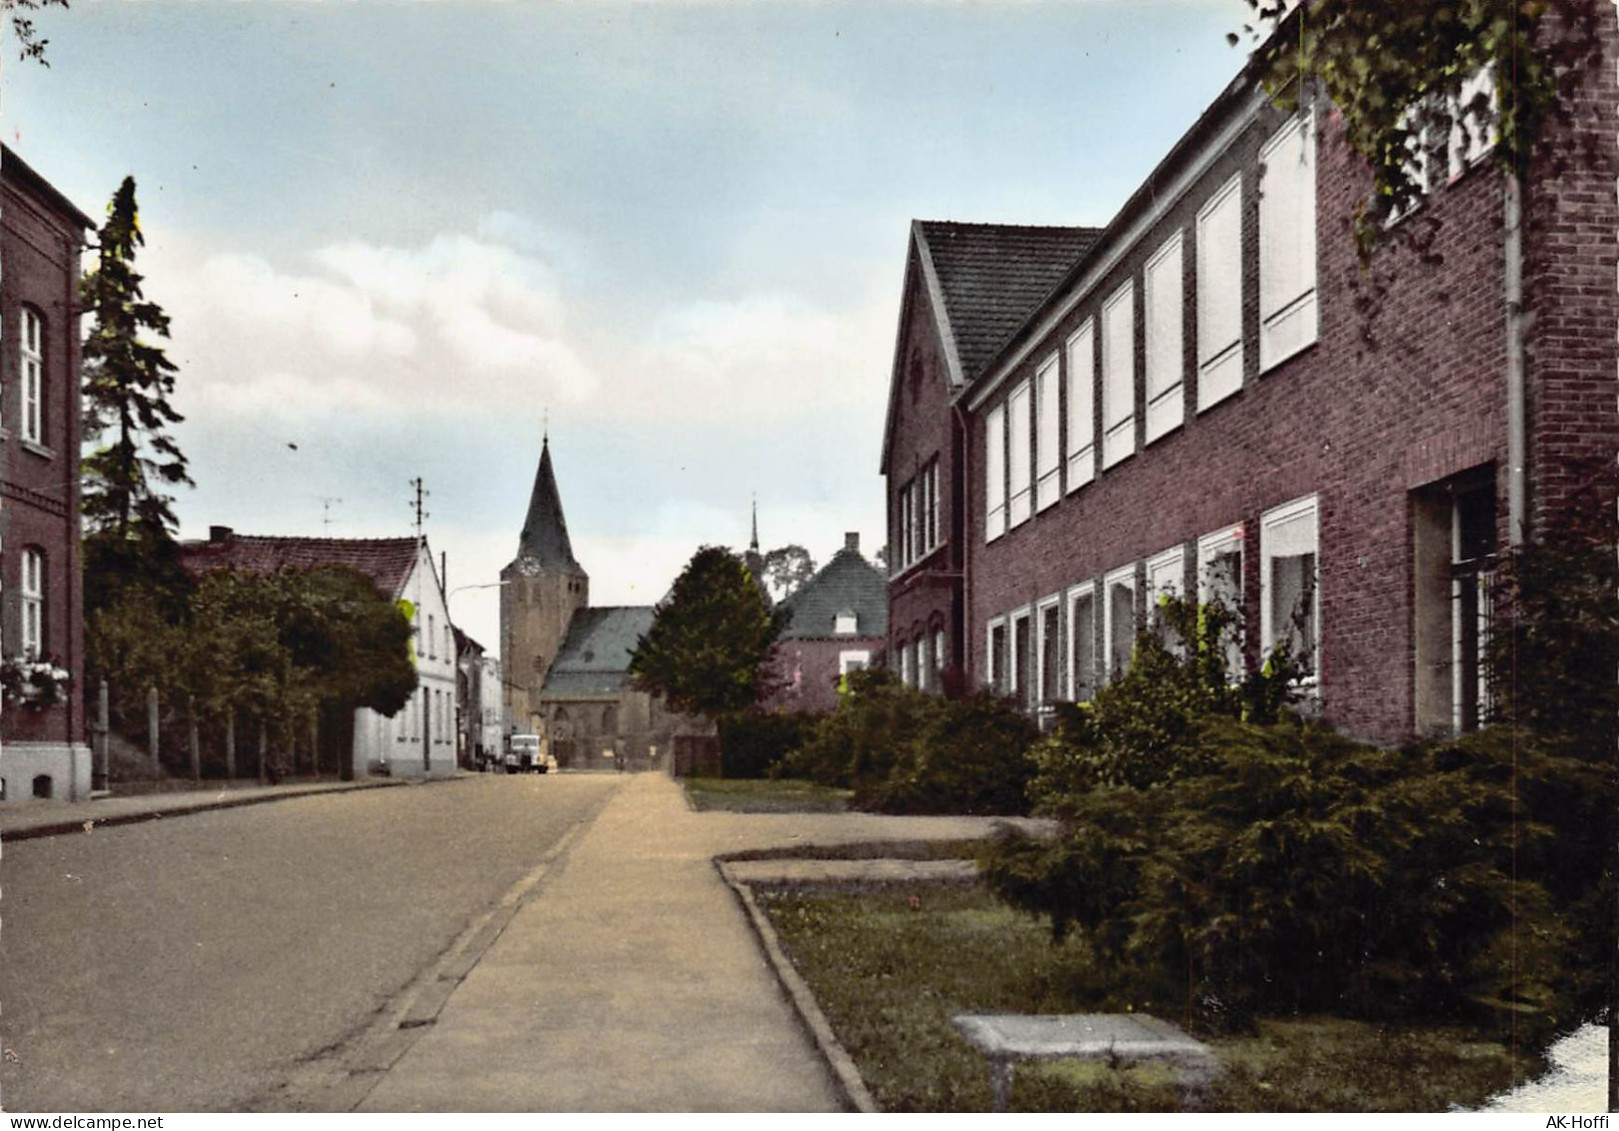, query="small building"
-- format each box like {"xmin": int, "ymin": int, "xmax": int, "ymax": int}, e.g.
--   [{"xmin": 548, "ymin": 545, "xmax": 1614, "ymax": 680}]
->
[
  {"xmin": 453, "ymin": 627, "xmax": 487, "ymax": 769},
  {"xmin": 179, "ymin": 529, "xmax": 458, "ymax": 778},
  {"xmin": 763, "ymin": 532, "xmax": 888, "ymax": 714},
  {"xmin": 1, "ymin": 148, "xmax": 94, "ymax": 802}
]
